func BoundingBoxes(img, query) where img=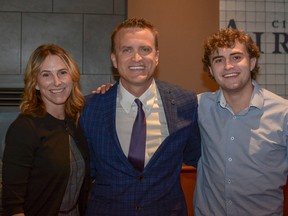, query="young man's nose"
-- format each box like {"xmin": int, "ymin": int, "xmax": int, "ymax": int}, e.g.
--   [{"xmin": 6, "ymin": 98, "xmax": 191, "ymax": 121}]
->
[{"xmin": 224, "ymin": 59, "xmax": 234, "ymax": 70}]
